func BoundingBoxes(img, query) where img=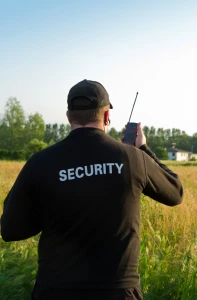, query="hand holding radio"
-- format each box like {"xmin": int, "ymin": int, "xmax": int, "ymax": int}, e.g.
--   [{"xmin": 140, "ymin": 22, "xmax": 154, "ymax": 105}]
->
[
  {"xmin": 122, "ymin": 122, "xmax": 138, "ymax": 146},
  {"xmin": 122, "ymin": 122, "xmax": 146, "ymax": 148}
]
